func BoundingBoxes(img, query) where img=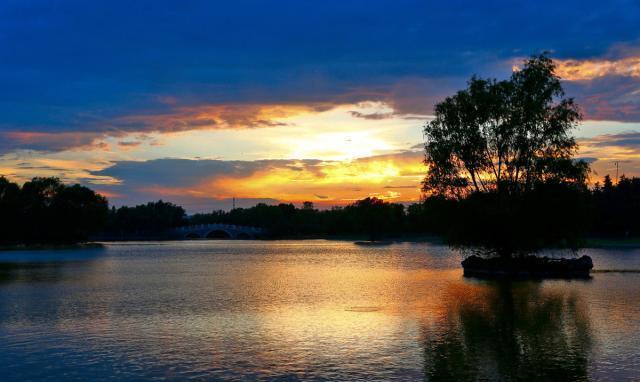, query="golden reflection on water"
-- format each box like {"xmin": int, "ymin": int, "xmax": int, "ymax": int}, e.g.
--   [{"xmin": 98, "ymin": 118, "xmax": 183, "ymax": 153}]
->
[{"xmin": 0, "ymin": 241, "xmax": 639, "ymax": 380}]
